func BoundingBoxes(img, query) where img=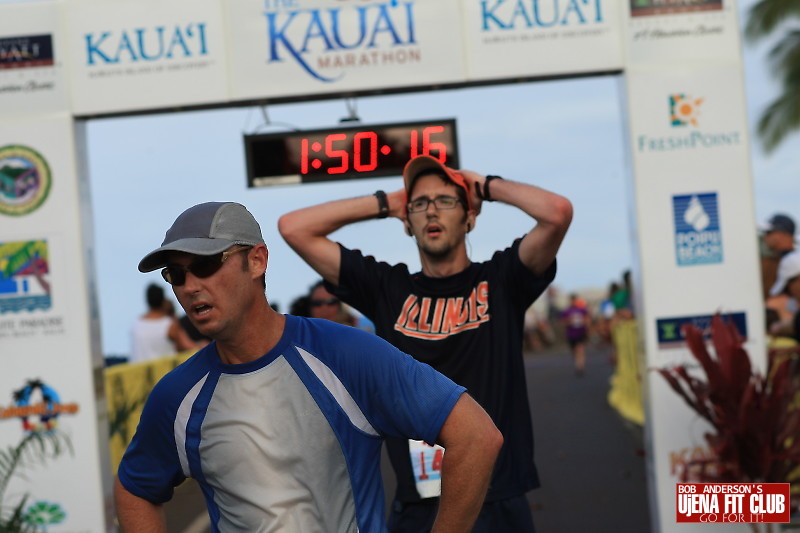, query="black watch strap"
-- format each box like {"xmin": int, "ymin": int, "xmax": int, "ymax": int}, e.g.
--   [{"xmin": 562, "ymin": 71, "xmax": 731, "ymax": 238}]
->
[
  {"xmin": 483, "ymin": 175, "xmax": 503, "ymax": 202},
  {"xmin": 374, "ymin": 190, "xmax": 389, "ymax": 218}
]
